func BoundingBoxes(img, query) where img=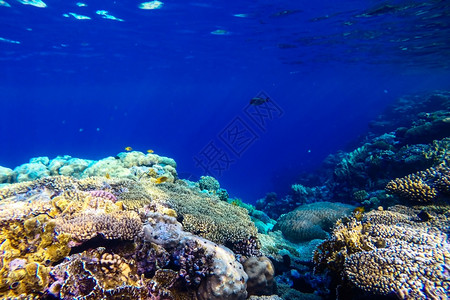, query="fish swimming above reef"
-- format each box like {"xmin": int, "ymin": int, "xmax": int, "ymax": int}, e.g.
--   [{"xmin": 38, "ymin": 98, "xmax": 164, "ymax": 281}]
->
[
  {"xmin": 154, "ymin": 176, "xmax": 168, "ymax": 184},
  {"xmin": 125, "ymin": 146, "xmax": 133, "ymax": 151},
  {"xmin": 147, "ymin": 149, "xmax": 154, "ymax": 154},
  {"xmin": 250, "ymin": 97, "xmax": 269, "ymax": 105}
]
